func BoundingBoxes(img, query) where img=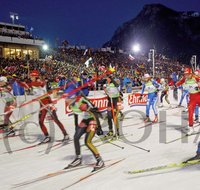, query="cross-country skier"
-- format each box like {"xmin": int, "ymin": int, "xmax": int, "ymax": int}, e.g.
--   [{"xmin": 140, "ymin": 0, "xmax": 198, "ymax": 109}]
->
[
  {"xmin": 104, "ymin": 75, "xmax": 120, "ymax": 136},
  {"xmin": 176, "ymin": 68, "xmax": 200, "ymax": 135},
  {"xmin": 139, "ymin": 74, "xmax": 161, "ymax": 123},
  {"xmin": 19, "ymin": 70, "xmax": 69, "ymax": 143},
  {"xmin": 64, "ymin": 93, "xmax": 104, "ymax": 171},
  {"xmin": 0, "ymin": 76, "xmax": 16, "ymax": 136},
  {"xmin": 159, "ymin": 78, "xmax": 171, "ymax": 108}
]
